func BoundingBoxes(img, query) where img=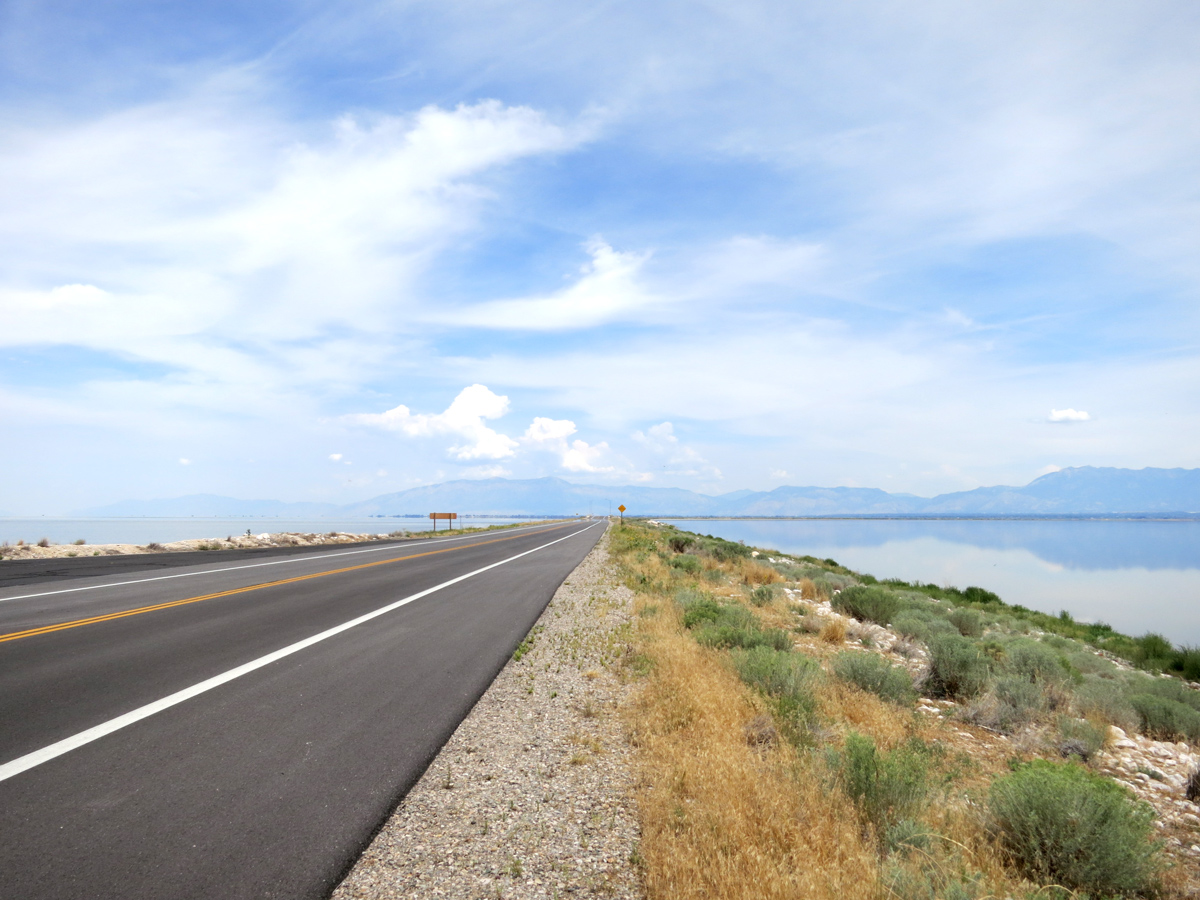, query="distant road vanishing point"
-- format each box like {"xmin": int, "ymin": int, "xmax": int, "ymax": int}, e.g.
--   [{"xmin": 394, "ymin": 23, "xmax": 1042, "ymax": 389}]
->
[{"xmin": 0, "ymin": 520, "xmax": 603, "ymax": 899}]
